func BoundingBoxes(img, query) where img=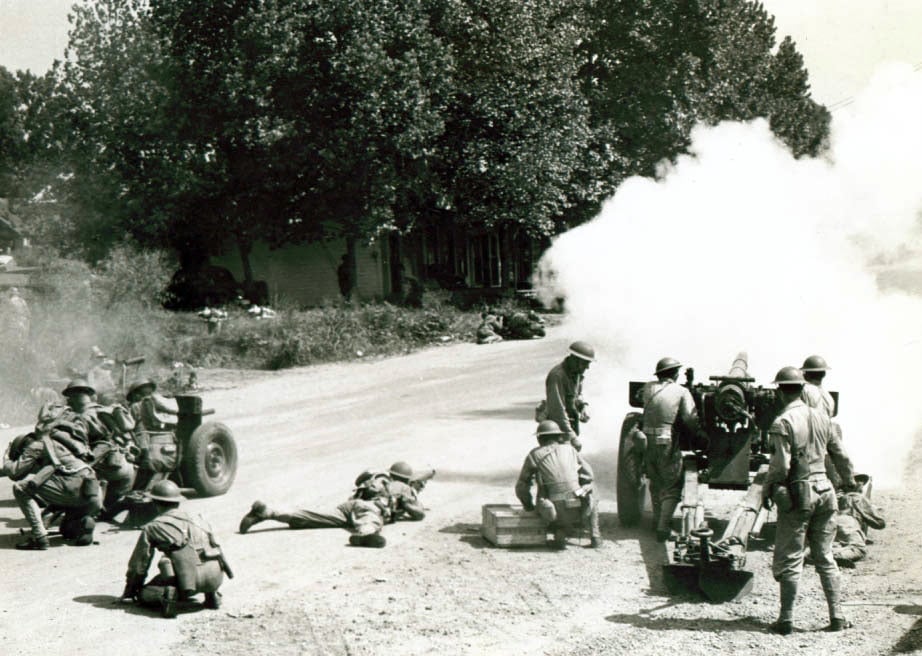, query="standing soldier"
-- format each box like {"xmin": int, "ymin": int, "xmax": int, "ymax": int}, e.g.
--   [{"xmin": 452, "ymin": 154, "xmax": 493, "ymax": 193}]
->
[
  {"xmin": 761, "ymin": 366, "xmax": 857, "ymax": 635},
  {"xmin": 515, "ymin": 420, "xmax": 601, "ymax": 549},
  {"xmin": 121, "ymin": 480, "xmax": 230, "ymax": 618},
  {"xmin": 641, "ymin": 357, "xmax": 705, "ymax": 542},
  {"xmin": 544, "ymin": 341, "xmax": 595, "ymax": 451},
  {"xmin": 800, "ymin": 355, "xmax": 845, "ymax": 488}
]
